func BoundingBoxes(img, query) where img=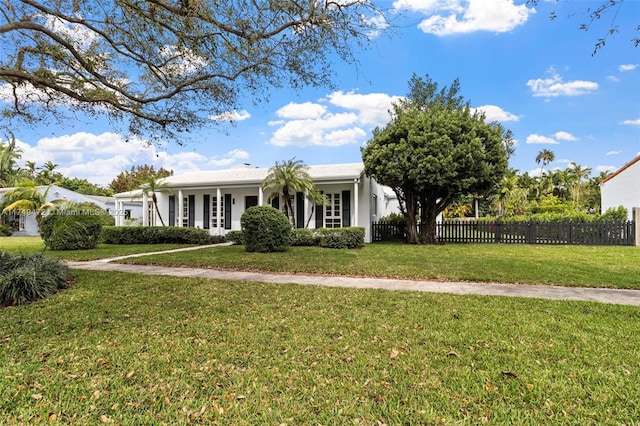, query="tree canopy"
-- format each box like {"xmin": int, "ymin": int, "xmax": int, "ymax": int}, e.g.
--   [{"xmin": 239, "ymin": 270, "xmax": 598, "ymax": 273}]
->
[
  {"xmin": 362, "ymin": 74, "xmax": 510, "ymax": 244},
  {"xmin": 109, "ymin": 164, "xmax": 173, "ymax": 193},
  {"xmin": 0, "ymin": 0, "xmax": 384, "ymax": 142}
]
